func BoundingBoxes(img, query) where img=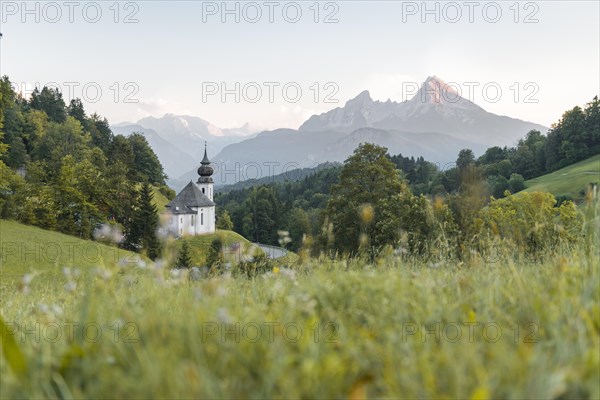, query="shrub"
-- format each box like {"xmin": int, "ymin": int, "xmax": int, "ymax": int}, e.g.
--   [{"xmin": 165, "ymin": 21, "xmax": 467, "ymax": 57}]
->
[{"xmin": 477, "ymin": 191, "xmax": 583, "ymax": 260}]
